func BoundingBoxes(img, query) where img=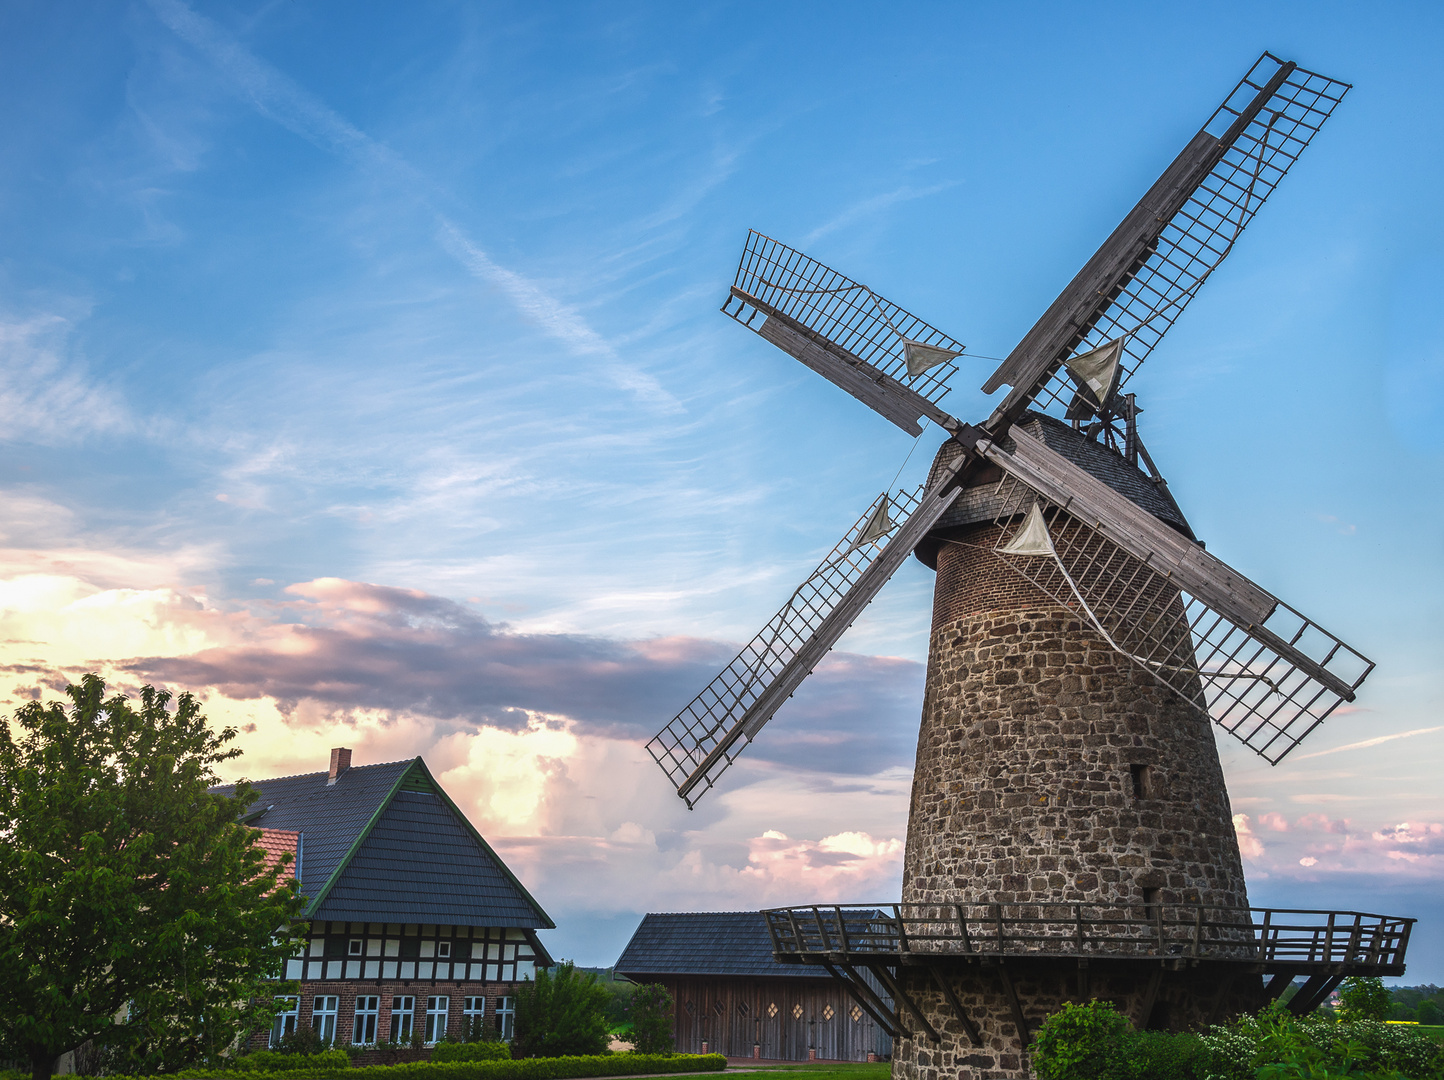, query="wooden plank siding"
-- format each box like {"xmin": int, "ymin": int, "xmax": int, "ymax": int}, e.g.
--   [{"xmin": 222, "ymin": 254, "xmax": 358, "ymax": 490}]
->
[{"xmin": 662, "ymin": 975, "xmax": 891, "ymax": 1061}]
